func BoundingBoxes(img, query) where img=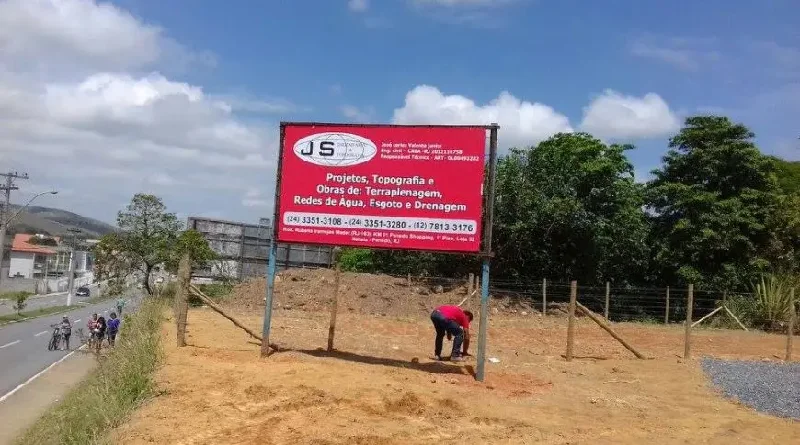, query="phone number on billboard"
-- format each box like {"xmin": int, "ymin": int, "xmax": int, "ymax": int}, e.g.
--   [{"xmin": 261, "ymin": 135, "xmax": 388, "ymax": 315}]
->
[{"xmin": 283, "ymin": 212, "xmax": 477, "ymax": 235}]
